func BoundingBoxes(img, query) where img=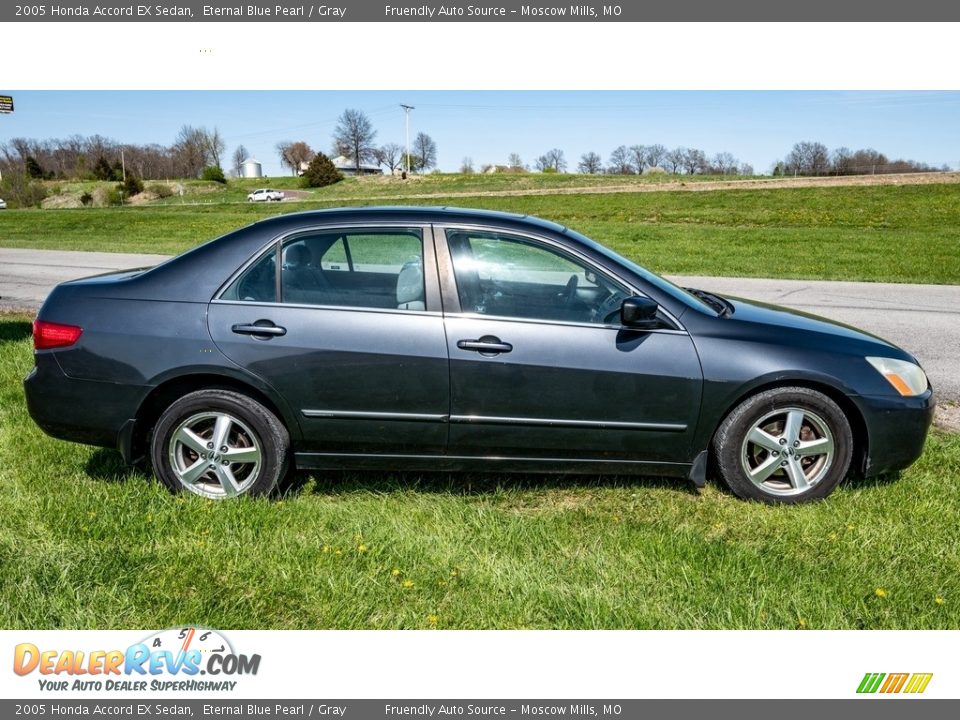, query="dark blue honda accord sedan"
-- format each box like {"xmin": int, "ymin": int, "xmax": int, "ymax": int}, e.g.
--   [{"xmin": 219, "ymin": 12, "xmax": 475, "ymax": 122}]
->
[{"xmin": 24, "ymin": 207, "xmax": 934, "ymax": 503}]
